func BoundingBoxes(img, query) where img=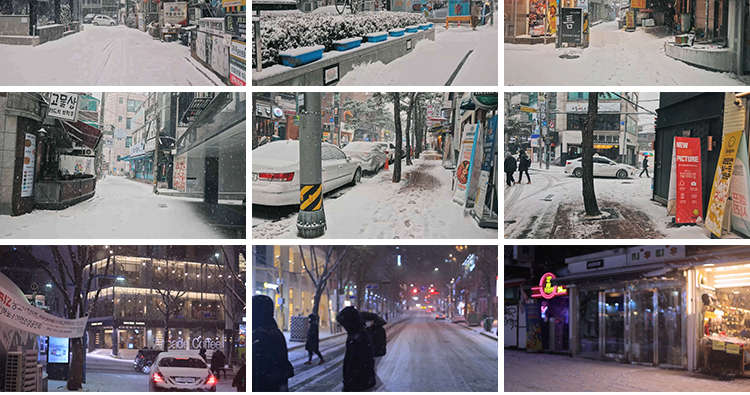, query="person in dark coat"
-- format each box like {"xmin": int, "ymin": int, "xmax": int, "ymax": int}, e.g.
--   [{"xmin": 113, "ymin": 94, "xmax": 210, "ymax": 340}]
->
[
  {"xmin": 253, "ymin": 295, "xmax": 294, "ymax": 392},
  {"xmin": 517, "ymin": 150, "xmax": 531, "ymax": 184},
  {"xmin": 198, "ymin": 348, "xmax": 207, "ymax": 362},
  {"xmin": 504, "ymin": 151, "xmax": 517, "ymax": 187},
  {"xmin": 232, "ymin": 363, "xmax": 246, "ymax": 392},
  {"xmin": 360, "ymin": 312, "xmax": 387, "ymax": 358},
  {"xmin": 640, "ymin": 155, "xmax": 650, "ymax": 178},
  {"xmin": 210, "ymin": 349, "xmax": 226, "ymax": 379},
  {"xmin": 336, "ymin": 306, "xmax": 376, "ymax": 392},
  {"xmin": 304, "ymin": 313, "xmax": 325, "ymax": 365}
]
